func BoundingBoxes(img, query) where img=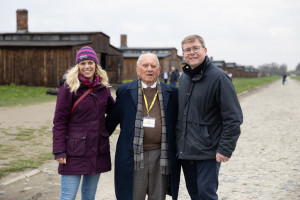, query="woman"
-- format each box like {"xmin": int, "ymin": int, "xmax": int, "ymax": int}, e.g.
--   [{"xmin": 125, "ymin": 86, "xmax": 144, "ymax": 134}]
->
[{"xmin": 52, "ymin": 46, "xmax": 114, "ymax": 200}]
